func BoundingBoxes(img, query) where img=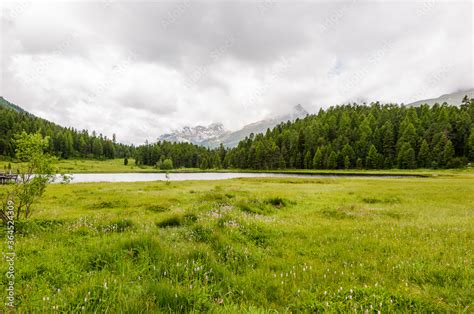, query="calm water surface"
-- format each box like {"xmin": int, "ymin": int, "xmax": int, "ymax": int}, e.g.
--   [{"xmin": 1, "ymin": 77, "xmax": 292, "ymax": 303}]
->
[{"xmin": 57, "ymin": 172, "xmax": 412, "ymax": 183}]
